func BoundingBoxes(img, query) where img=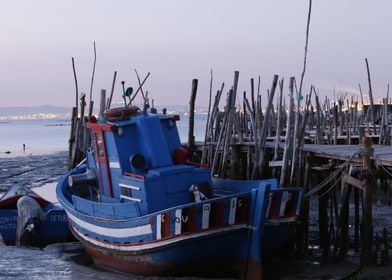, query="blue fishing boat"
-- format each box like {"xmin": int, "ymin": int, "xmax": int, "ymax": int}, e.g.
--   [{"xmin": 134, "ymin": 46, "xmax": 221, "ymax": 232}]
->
[
  {"xmin": 56, "ymin": 105, "xmax": 302, "ymax": 278},
  {"xmin": 0, "ymin": 185, "xmax": 70, "ymax": 246}
]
